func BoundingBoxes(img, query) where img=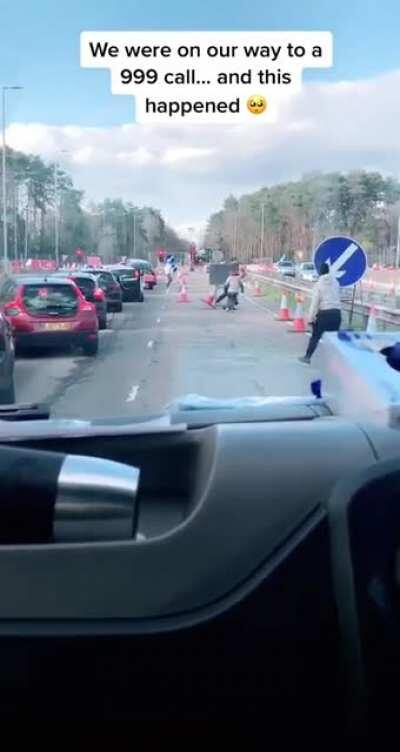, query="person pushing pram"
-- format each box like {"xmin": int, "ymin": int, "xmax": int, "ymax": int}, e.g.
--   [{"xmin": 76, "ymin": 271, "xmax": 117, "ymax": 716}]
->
[{"xmin": 215, "ymin": 269, "xmax": 244, "ymax": 310}]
